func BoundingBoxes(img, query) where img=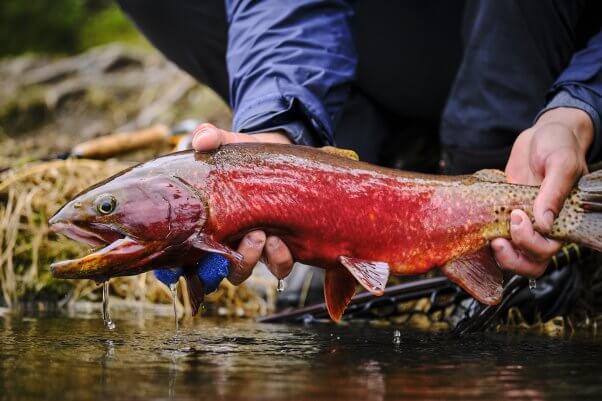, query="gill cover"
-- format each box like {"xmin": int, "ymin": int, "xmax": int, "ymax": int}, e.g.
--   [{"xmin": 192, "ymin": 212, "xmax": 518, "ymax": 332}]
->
[{"xmin": 102, "ymin": 175, "xmax": 206, "ymax": 243}]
